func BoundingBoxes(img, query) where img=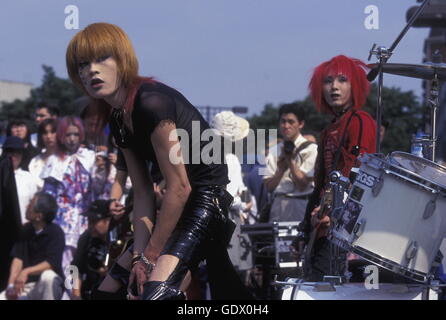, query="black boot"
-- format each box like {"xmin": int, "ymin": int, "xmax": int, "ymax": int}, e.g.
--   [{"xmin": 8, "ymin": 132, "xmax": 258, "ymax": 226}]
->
[{"xmin": 141, "ymin": 281, "xmax": 186, "ymax": 300}]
